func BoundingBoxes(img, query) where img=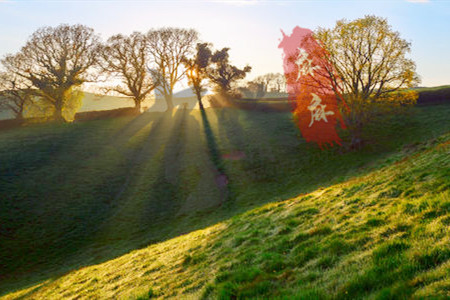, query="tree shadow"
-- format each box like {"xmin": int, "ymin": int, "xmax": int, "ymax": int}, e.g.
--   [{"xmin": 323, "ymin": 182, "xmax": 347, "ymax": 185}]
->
[
  {"xmin": 2, "ymin": 105, "xmax": 448, "ymax": 297},
  {"xmin": 95, "ymin": 108, "xmax": 189, "ymax": 242},
  {"xmin": 0, "ymin": 107, "xmax": 211, "ymax": 295},
  {"xmin": 0, "ymin": 113, "xmax": 165, "ymax": 294},
  {"xmin": 198, "ymin": 107, "xmax": 230, "ymax": 202},
  {"xmin": 212, "ymin": 107, "xmax": 281, "ymax": 190},
  {"xmin": 110, "ymin": 112, "xmax": 159, "ymax": 147}
]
